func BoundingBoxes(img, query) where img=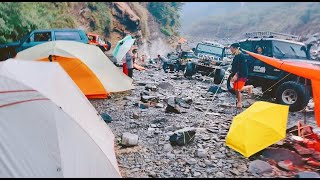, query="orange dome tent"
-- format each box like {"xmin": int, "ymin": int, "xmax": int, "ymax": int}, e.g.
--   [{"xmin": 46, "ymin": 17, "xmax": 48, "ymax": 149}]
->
[{"xmin": 15, "ymin": 41, "xmax": 134, "ymax": 99}]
